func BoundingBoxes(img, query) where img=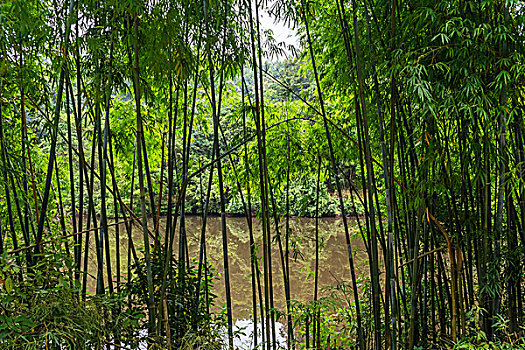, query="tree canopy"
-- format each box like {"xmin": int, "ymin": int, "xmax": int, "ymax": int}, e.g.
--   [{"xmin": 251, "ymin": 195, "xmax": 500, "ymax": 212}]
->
[{"xmin": 0, "ymin": 0, "xmax": 524, "ymax": 349}]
